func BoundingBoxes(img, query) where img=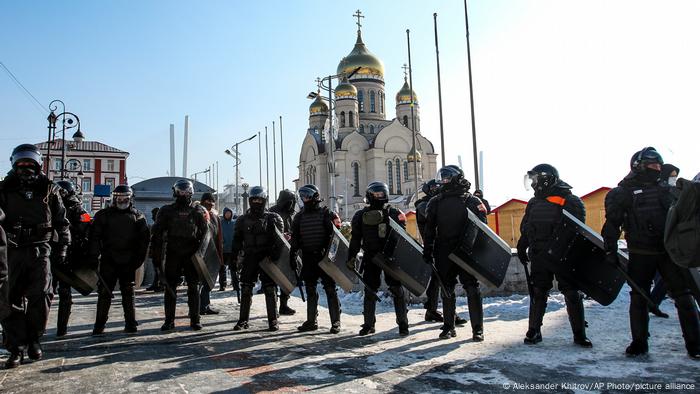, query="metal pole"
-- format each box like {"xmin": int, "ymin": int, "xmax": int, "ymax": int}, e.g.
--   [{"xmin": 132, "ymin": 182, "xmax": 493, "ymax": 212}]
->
[
  {"xmin": 61, "ymin": 117, "xmax": 67, "ymax": 180},
  {"xmin": 235, "ymin": 143, "xmax": 239, "ymax": 214},
  {"xmin": 407, "ymin": 29, "xmax": 419, "ymax": 197},
  {"xmin": 258, "ymin": 131, "xmax": 262, "ymax": 186},
  {"xmin": 464, "ymin": 0, "xmax": 480, "ymax": 190},
  {"xmin": 434, "ymin": 13, "xmax": 446, "ymax": 168},
  {"xmin": 279, "ymin": 115, "xmax": 285, "ymax": 190},
  {"xmin": 328, "ymin": 75, "xmax": 337, "ymax": 213},
  {"xmin": 45, "ymin": 122, "xmax": 52, "ymax": 174},
  {"xmin": 272, "ymin": 120, "xmax": 277, "ymax": 200},
  {"xmin": 265, "ymin": 126, "xmax": 270, "ymax": 202}
]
